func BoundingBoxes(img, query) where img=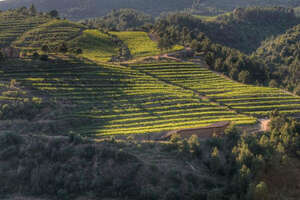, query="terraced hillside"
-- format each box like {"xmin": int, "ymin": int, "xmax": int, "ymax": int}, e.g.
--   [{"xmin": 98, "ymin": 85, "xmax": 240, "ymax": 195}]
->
[
  {"xmin": 131, "ymin": 63, "xmax": 300, "ymax": 117},
  {"xmin": 0, "ymin": 10, "xmax": 50, "ymax": 47},
  {"xmin": 0, "ymin": 59, "xmax": 258, "ymax": 136},
  {"xmin": 13, "ymin": 20, "xmax": 86, "ymax": 51},
  {"xmin": 69, "ymin": 30, "xmax": 119, "ymax": 62},
  {"xmin": 110, "ymin": 31, "xmax": 183, "ymax": 58}
]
